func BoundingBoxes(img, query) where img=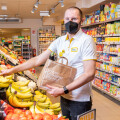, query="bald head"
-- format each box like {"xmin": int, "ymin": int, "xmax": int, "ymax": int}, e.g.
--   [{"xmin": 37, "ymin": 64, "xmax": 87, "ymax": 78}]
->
[{"xmin": 64, "ymin": 7, "xmax": 82, "ymax": 24}]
